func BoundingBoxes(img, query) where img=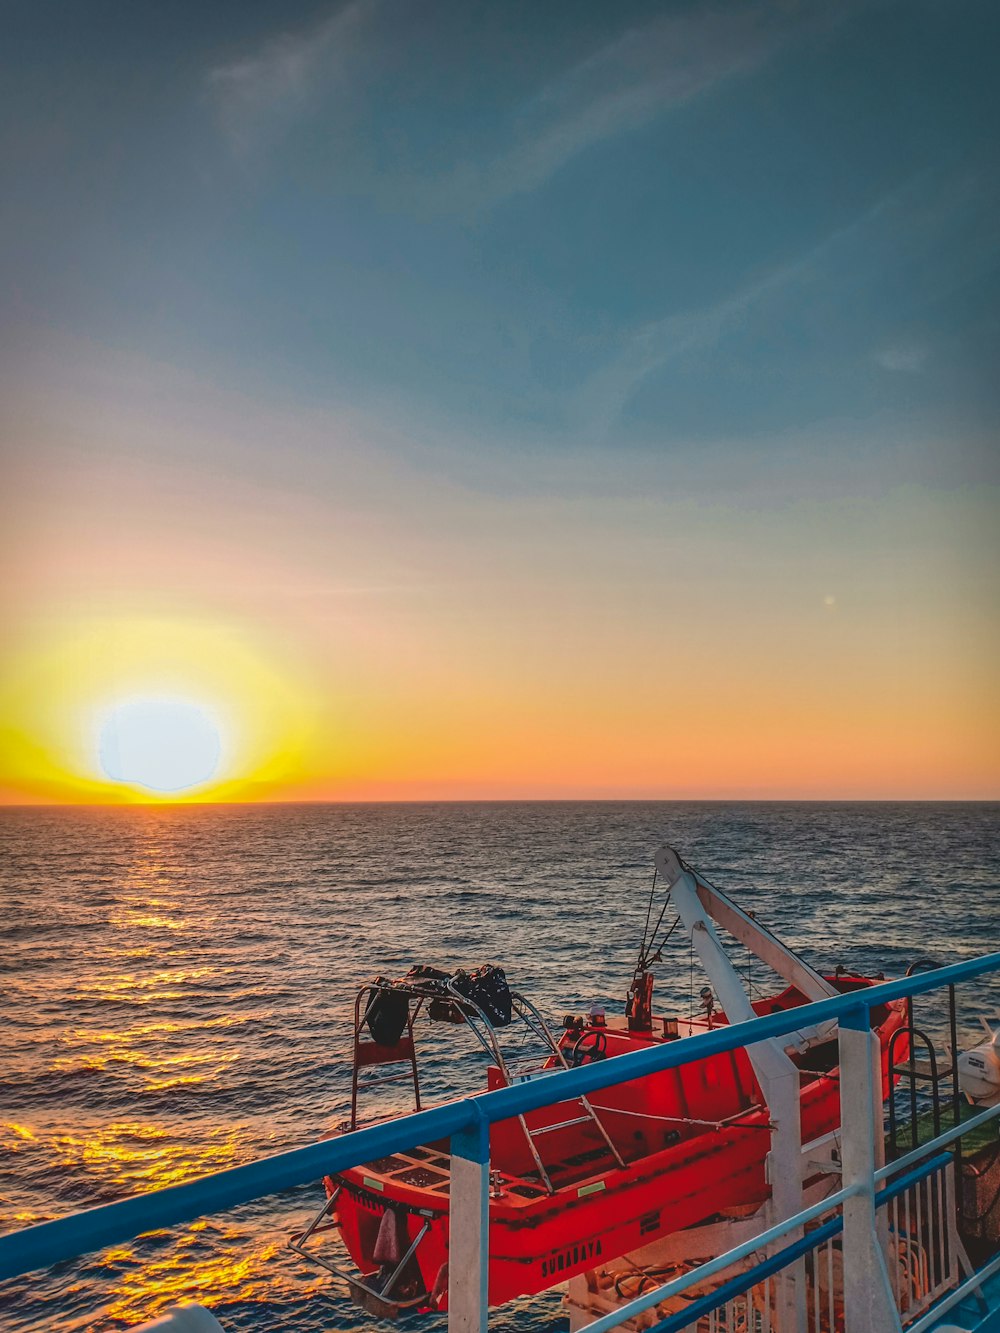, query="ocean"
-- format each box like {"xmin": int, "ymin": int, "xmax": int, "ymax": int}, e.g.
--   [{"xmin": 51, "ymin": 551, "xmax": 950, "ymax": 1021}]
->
[{"xmin": 1, "ymin": 801, "xmax": 998, "ymax": 1332}]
